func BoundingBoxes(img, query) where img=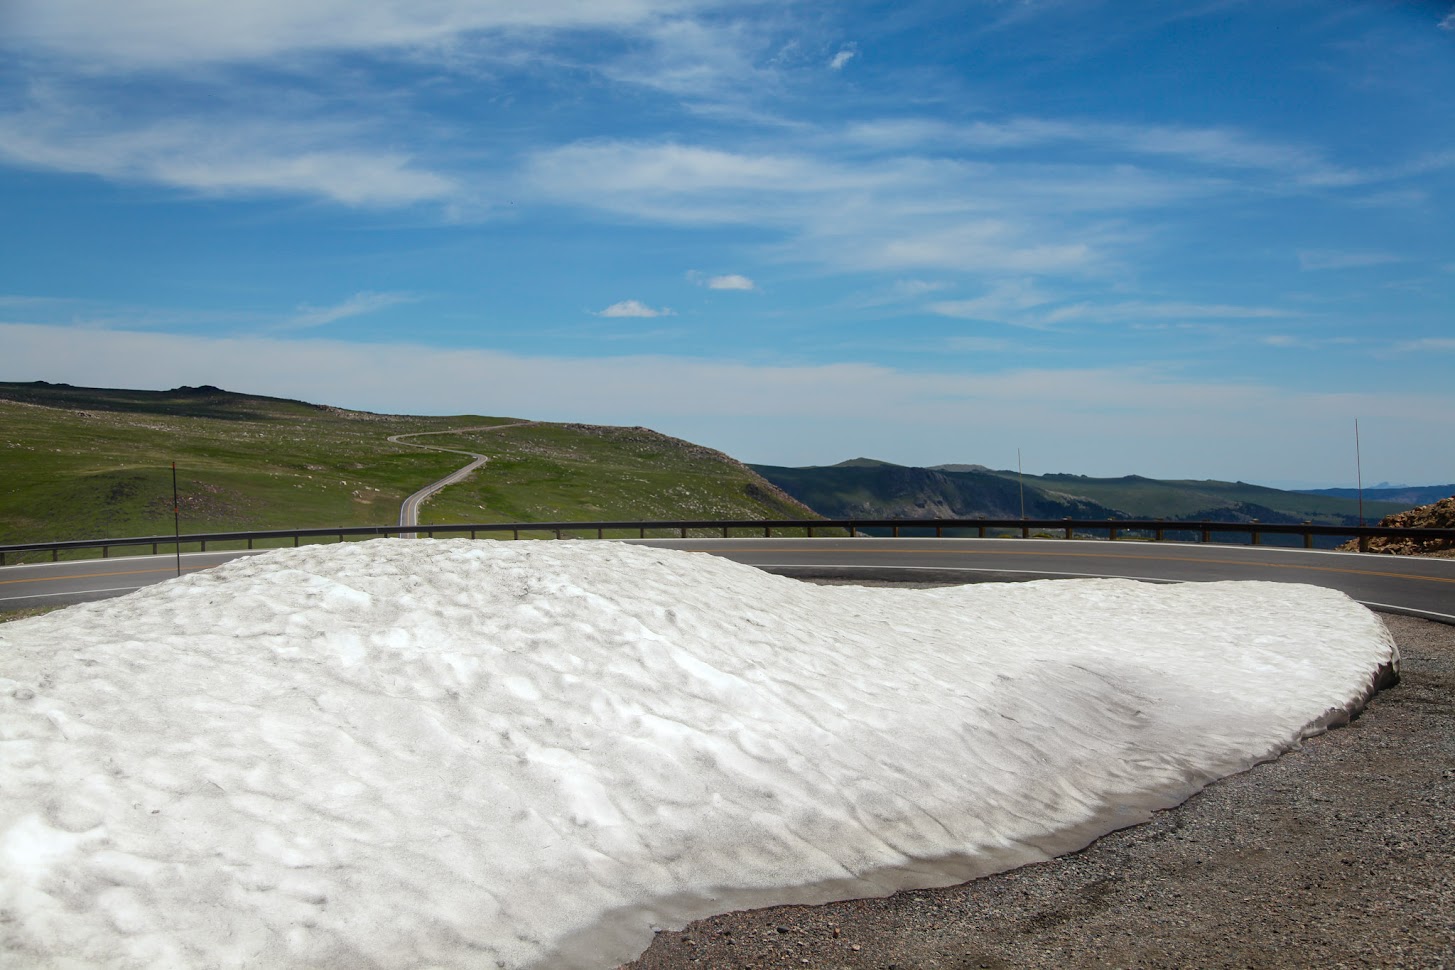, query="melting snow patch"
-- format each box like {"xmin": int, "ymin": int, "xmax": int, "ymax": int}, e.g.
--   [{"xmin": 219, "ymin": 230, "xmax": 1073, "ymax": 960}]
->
[{"xmin": 0, "ymin": 539, "xmax": 1396, "ymax": 969}]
